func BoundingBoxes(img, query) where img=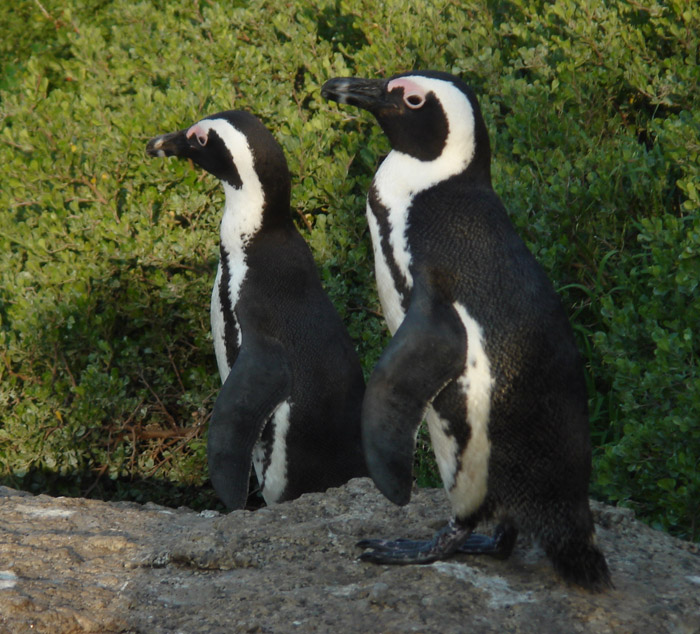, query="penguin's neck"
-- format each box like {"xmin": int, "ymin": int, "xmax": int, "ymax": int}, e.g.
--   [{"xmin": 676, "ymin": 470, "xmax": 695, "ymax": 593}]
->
[
  {"xmin": 373, "ymin": 127, "xmax": 475, "ymax": 206},
  {"xmin": 219, "ymin": 181, "xmax": 265, "ymax": 249}
]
